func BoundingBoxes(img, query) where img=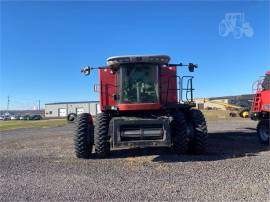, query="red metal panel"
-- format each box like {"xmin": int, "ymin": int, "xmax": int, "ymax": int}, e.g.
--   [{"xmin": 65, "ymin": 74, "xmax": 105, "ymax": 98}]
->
[
  {"xmin": 252, "ymin": 90, "xmax": 270, "ymax": 113},
  {"xmin": 99, "ymin": 66, "xmax": 178, "ymax": 111},
  {"xmin": 160, "ymin": 66, "xmax": 177, "ymax": 105},
  {"xmin": 251, "ymin": 92, "xmax": 262, "ymax": 112},
  {"xmin": 260, "ymin": 90, "xmax": 270, "ymax": 112},
  {"xmin": 118, "ymin": 103, "xmax": 161, "ymax": 111},
  {"xmin": 99, "ymin": 68, "xmax": 116, "ymax": 111}
]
